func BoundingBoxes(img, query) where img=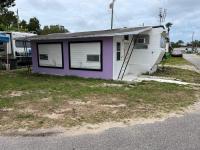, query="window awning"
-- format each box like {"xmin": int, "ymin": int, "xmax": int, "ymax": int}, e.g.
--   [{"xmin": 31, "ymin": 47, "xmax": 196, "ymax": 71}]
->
[{"xmin": 0, "ymin": 34, "xmax": 9, "ymax": 43}]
